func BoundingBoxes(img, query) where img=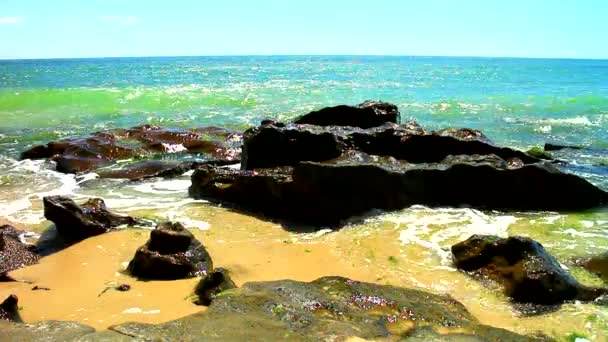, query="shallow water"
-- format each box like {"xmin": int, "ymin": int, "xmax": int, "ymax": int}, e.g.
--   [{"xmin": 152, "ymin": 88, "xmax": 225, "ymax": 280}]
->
[{"xmin": 0, "ymin": 56, "xmax": 607, "ymax": 340}]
